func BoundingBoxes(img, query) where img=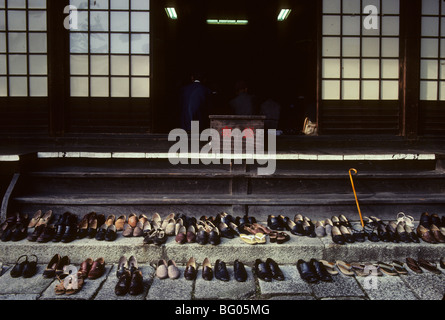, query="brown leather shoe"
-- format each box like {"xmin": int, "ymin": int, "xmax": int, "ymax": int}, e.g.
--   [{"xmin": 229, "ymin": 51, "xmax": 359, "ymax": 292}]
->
[
  {"xmin": 186, "ymin": 225, "xmax": 196, "ymax": 243},
  {"xmin": 202, "ymin": 258, "xmax": 213, "ymax": 281},
  {"xmin": 418, "ymin": 258, "xmax": 442, "ymax": 275},
  {"xmin": 417, "ymin": 225, "xmax": 438, "ymax": 244},
  {"xmin": 28, "ymin": 210, "xmax": 42, "ymax": 228},
  {"xmin": 128, "ymin": 213, "xmax": 138, "ymax": 228},
  {"xmin": 78, "ymin": 258, "xmax": 93, "ymax": 279},
  {"xmin": 430, "ymin": 224, "xmax": 445, "ymax": 243},
  {"xmin": 406, "ymin": 257, "xmax": 423, "ymax": 274},
  {"xmin": 105, "ymin": 214, "xmax": 116, "ymax": 227},
  {"xmin": 175, "ymin": 226, "xmax": 187, "ymax": 244},
  {"xmin": 115, "ymin": 215, "xmax": 126, "ymax": 231},
  {"xmin": 88, "ymin": 257, "xmax": 105, "ymax": 279}
]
